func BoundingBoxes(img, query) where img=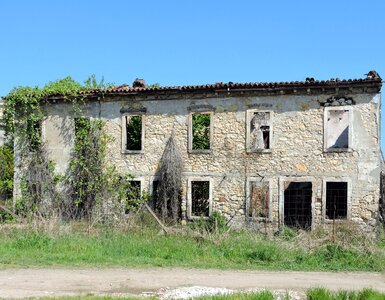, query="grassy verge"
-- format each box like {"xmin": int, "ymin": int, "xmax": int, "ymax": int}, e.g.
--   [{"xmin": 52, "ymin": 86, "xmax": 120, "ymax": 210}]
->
[
  {"xmin": 29, "ymin": 288, "xmax": 385, "ymax": 299},
  {"xmin": 0, "ymin": 220, "xmax": 384, "ymax": 271},
  {"xmin": 307, "ymin": 288, "xmax": 385, "ymax": 300}
]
